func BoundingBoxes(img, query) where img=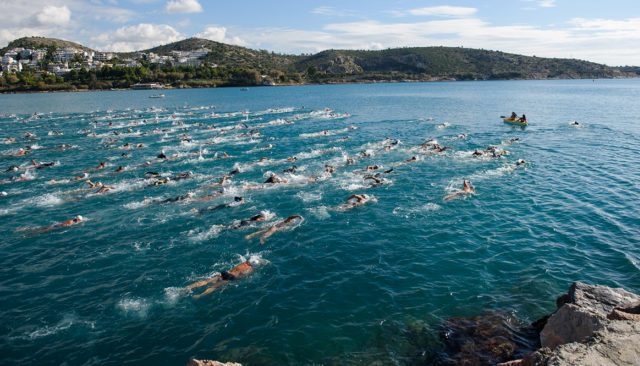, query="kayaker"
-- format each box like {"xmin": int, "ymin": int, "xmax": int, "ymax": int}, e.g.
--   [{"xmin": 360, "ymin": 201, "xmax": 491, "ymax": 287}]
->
[
  {"xmin": 510, "ymin": 112, "xmax": 517, "ymax": 120},
  {"xmin": 519, "ymin": 114, "xmax": 527, "ymax": 123}
]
